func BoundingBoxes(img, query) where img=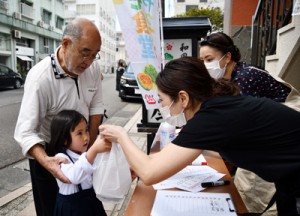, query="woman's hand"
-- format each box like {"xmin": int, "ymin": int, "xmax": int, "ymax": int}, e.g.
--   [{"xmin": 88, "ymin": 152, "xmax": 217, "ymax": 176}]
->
[
  {"xmin": 86, "ymin": 136, "xmax": 112, "ymax": 164},
  {"xmin": 130, "ymin": 168, "xmax": 138, "ymax": 181},
  {"xmin": 99, "ymin": 124, "xmax": 128, "ymax": 144}
]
